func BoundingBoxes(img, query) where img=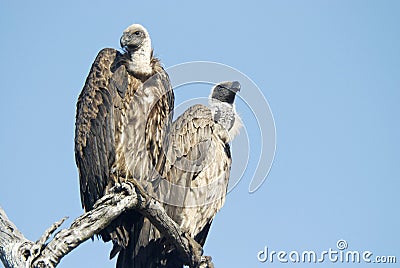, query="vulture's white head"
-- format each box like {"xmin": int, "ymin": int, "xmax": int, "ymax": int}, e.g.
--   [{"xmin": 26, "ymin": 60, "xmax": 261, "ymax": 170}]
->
[{"xmin": 120, "ymin": 24, "xmax": 152, "ymax": 76}]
